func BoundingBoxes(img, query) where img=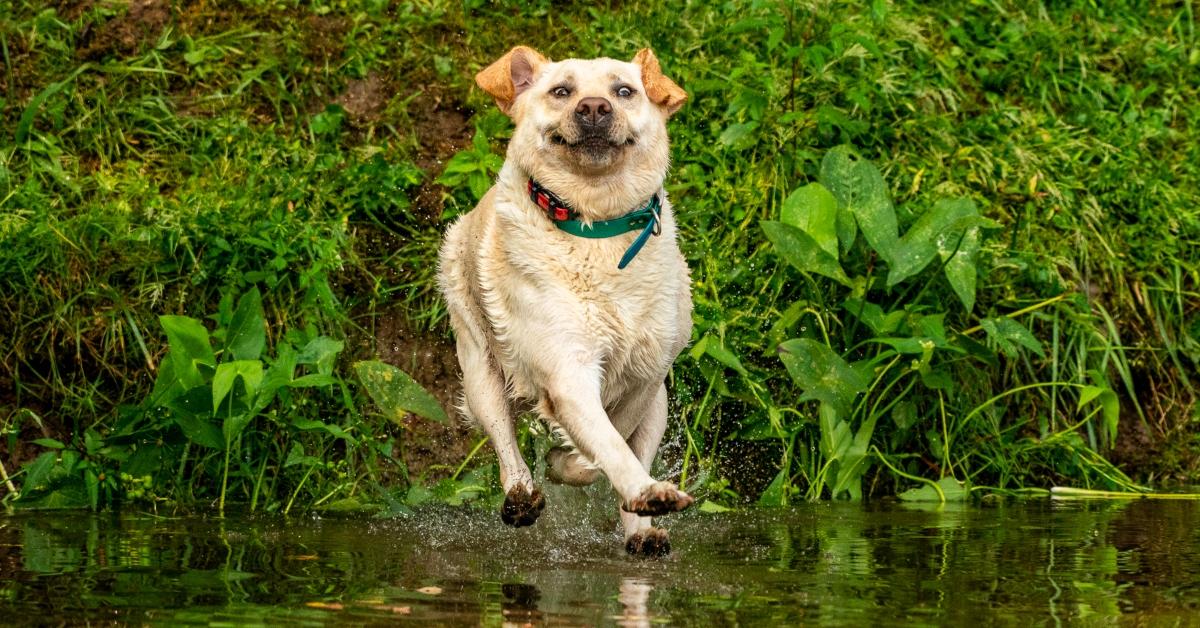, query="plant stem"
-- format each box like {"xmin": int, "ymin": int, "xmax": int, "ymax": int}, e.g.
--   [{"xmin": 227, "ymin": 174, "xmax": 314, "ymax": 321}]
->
[{"xmin": 961, "ymin": 293, "xmax": 1072, "ymax": 336}]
